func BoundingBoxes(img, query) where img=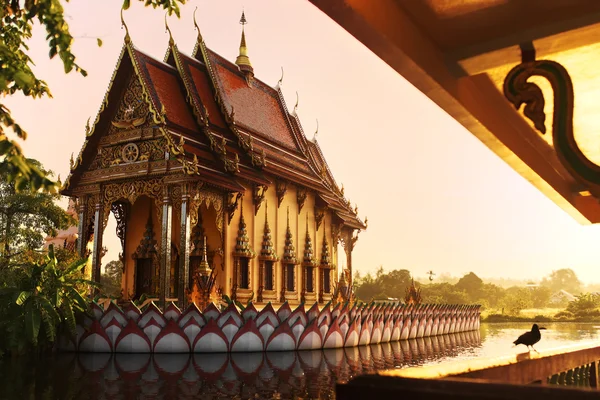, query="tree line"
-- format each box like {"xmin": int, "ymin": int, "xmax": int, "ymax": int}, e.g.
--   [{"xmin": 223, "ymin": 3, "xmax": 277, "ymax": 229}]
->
[{"xmin": 354, "ymin": 267, "xmax": 585, "ymax": 315}]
